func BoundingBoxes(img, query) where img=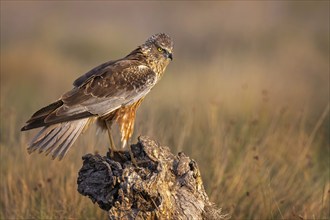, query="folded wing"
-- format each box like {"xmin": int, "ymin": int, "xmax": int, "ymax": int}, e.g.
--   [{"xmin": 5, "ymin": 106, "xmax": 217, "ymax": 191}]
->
[{"xmin": 22, "ymin": 60, "xmax": 157, "ymax": 130}]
